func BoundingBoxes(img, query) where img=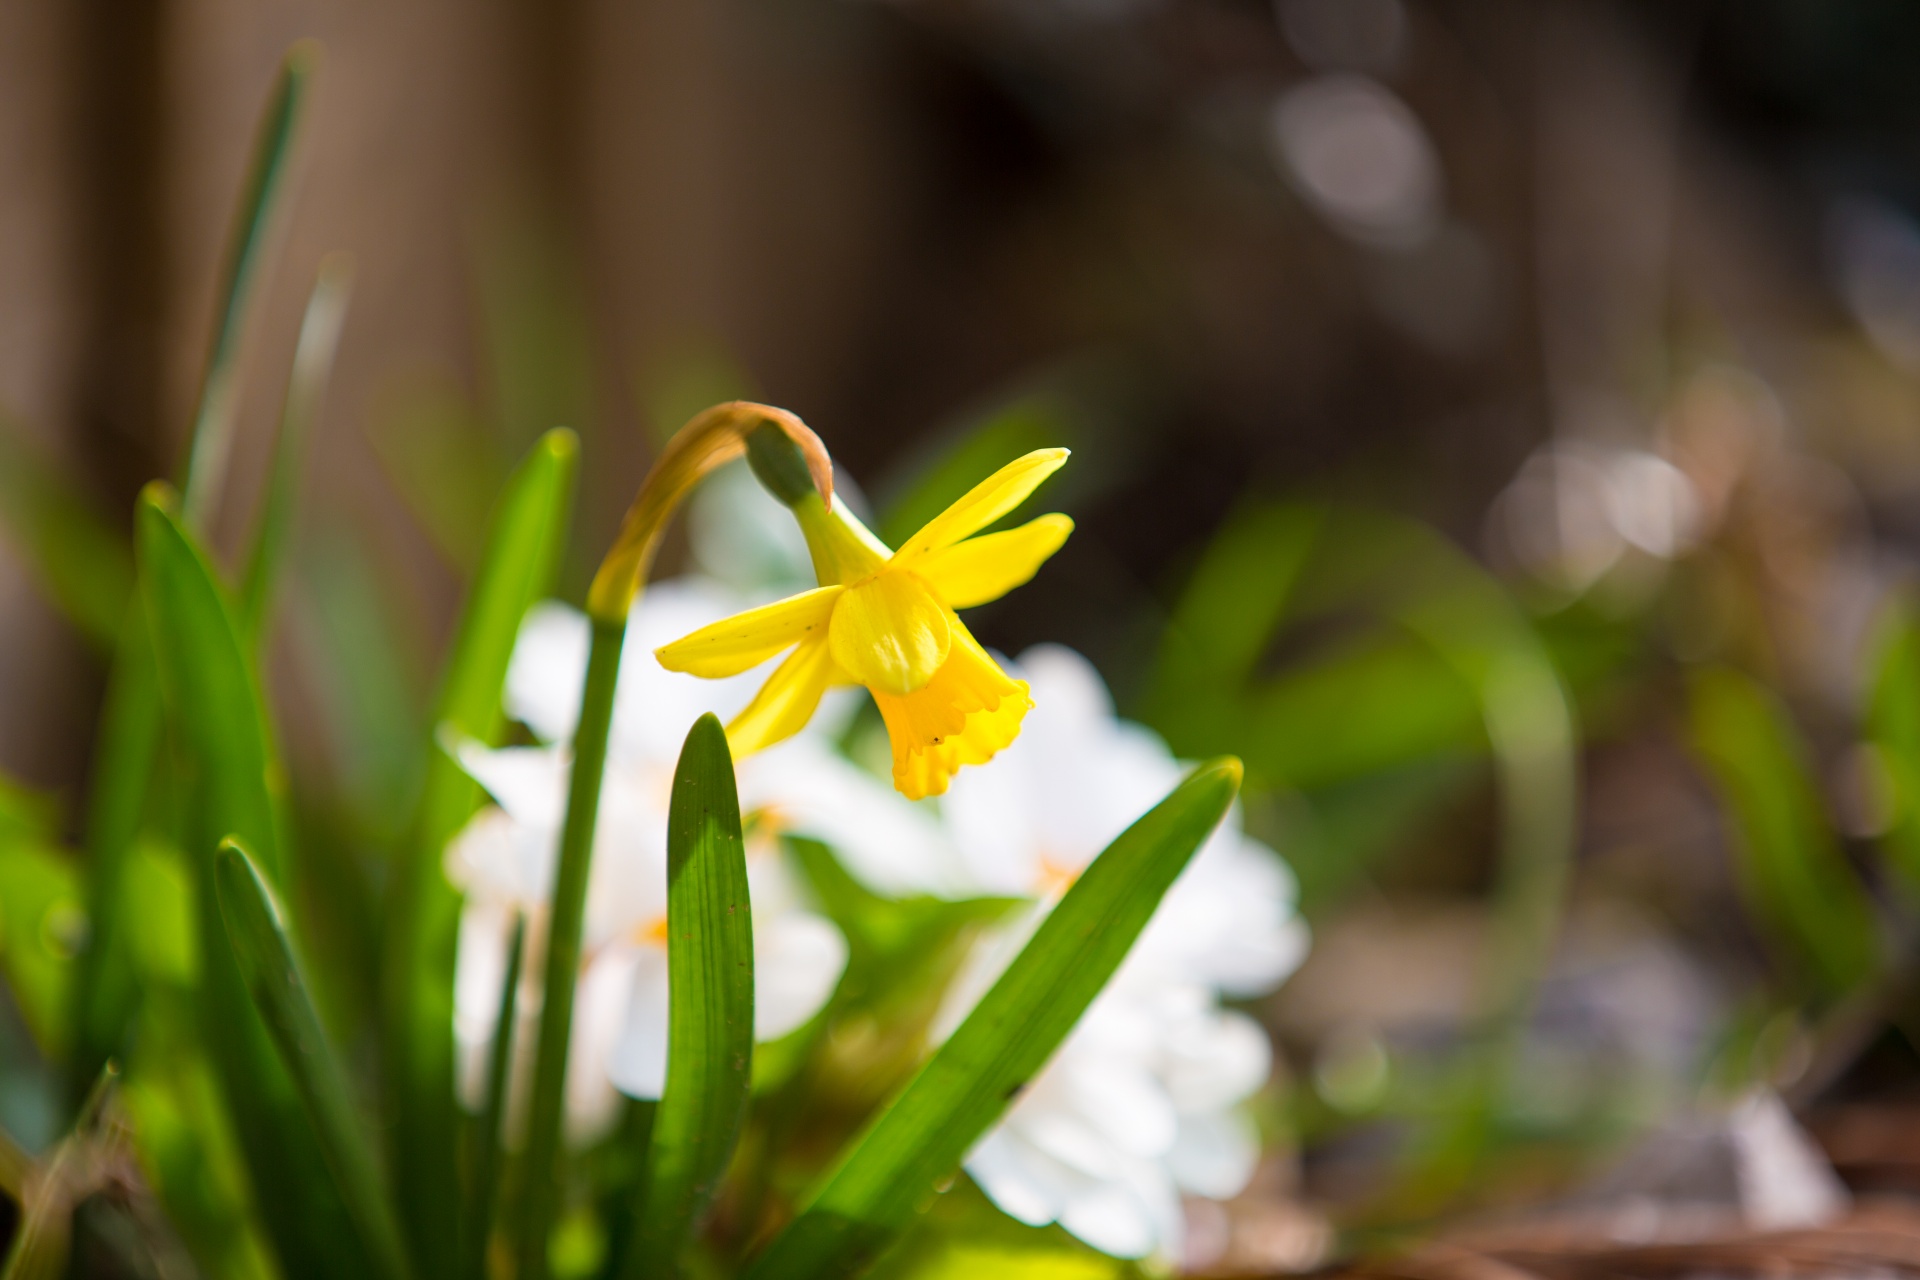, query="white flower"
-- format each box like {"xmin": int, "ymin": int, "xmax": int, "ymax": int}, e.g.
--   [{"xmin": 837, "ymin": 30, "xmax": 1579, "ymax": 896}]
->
[
  {"xmin": 931, "ymin": 645, "xmax": 1309, "ymax": 1260},
  {"xmin": 445, "ymin": 578, "xmax": 956, "ymax": 1142}
]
